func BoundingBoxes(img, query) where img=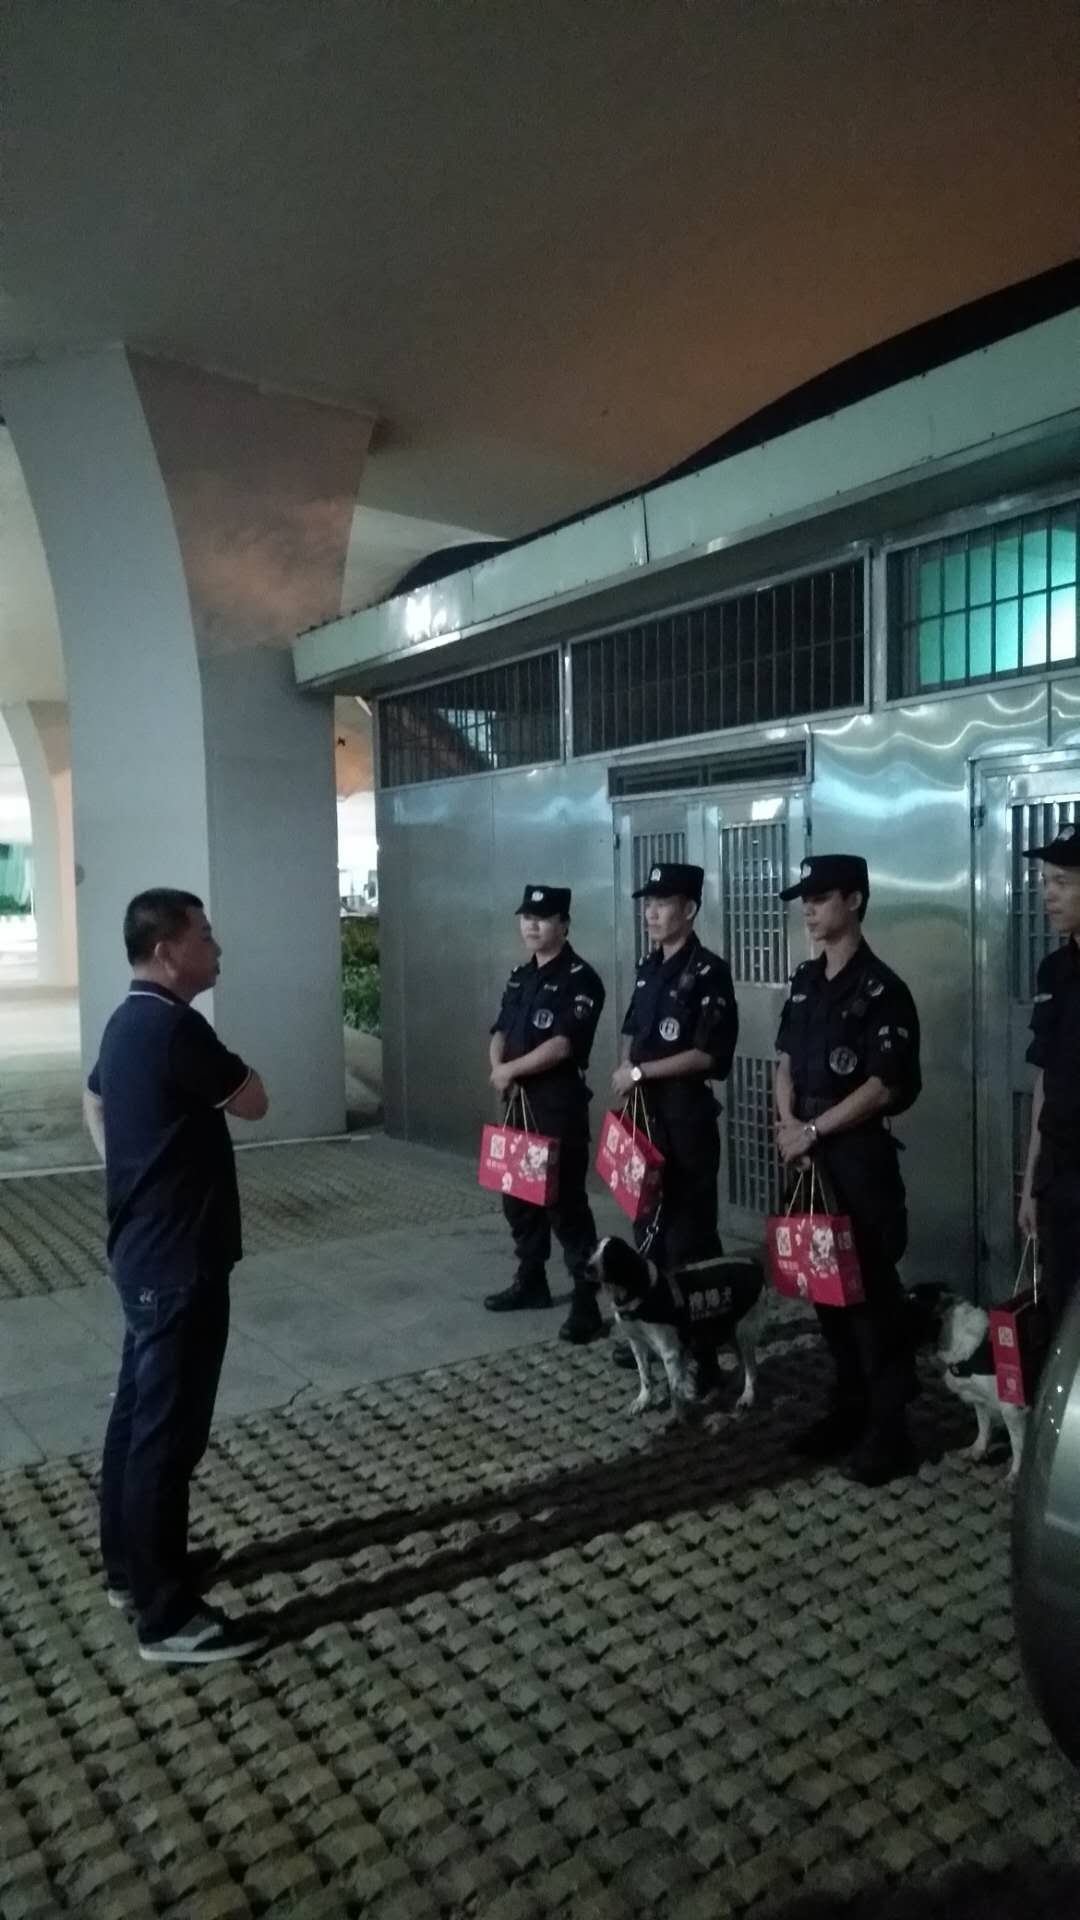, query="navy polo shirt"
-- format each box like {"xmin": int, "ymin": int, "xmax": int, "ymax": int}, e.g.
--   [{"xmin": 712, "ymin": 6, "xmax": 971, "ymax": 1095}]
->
[{"xmin": 88, "ymin": 984, "xmax": 251, "ymax": 1284}]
